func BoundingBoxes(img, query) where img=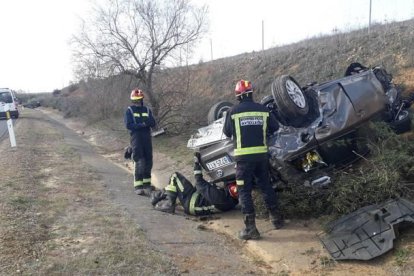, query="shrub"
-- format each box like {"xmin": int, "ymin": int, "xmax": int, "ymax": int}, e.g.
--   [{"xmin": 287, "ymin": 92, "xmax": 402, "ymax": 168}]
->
[
  {"xmin": 328, "ymin": 122, "xmax": 414, "ymax": 214},
  {"xmin": 254, "ymin": 122, "xmax": 414, "ymax": 219}
]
